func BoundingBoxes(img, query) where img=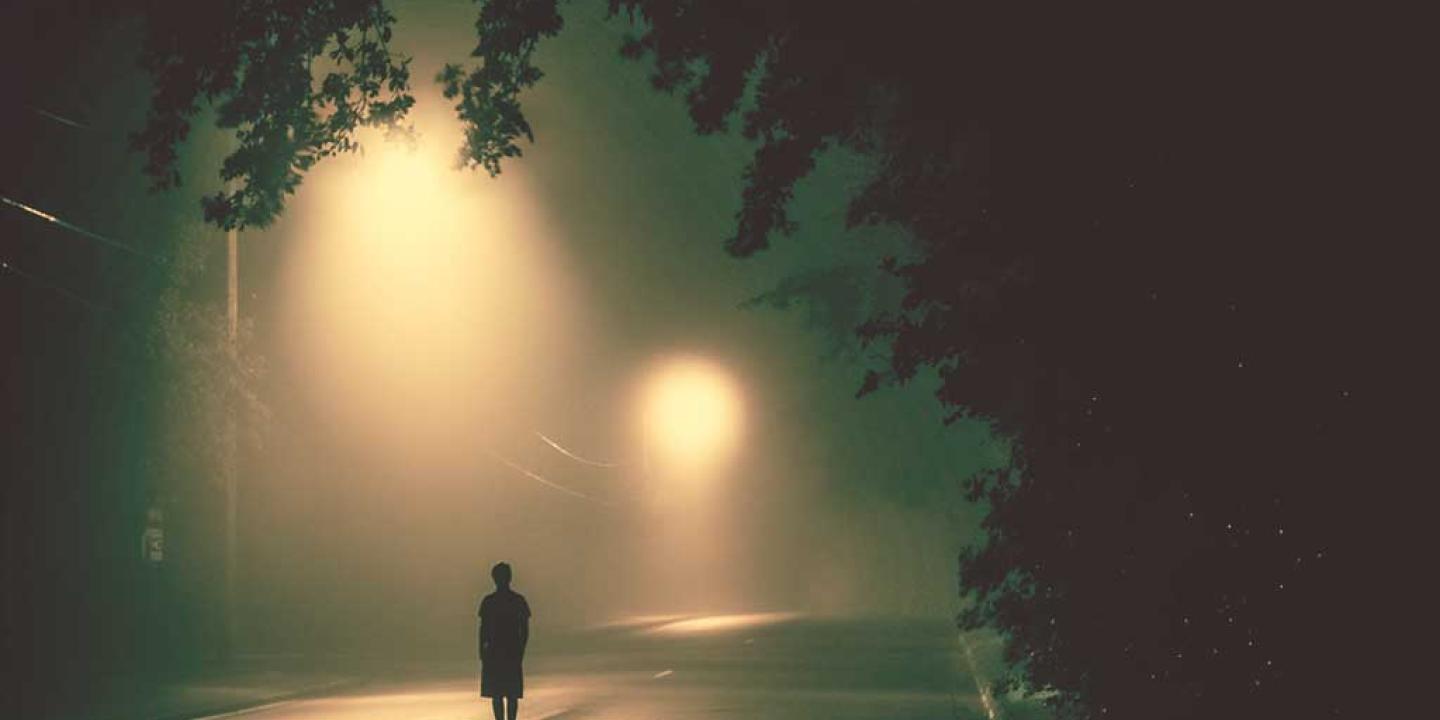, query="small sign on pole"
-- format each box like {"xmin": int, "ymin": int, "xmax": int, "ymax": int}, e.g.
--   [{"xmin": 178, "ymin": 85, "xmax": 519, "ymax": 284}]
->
[{"xmin": 142, "ymin": 506, "xmax": 165, "ymax": 564}]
